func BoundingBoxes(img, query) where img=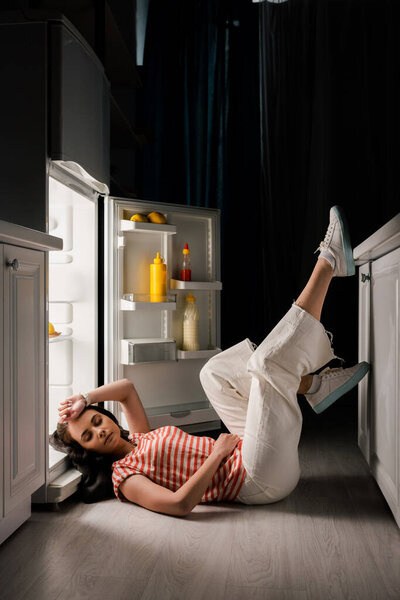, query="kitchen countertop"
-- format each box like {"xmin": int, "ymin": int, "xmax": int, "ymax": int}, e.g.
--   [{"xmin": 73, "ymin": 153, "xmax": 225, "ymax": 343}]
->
[
  {"xmin": 0, "ymin": 219, "xmax": 62, "ymax": 252},
  {"xmin": 353, "ymin": 212, "xmax": 400, "ymax": 265}
]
